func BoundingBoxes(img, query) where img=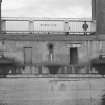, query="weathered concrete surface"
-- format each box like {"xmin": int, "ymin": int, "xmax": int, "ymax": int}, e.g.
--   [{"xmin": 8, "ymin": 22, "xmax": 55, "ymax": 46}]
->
[
  {"xmin": 92, "ymin": 0, "xmax": 96, "ymax": 20},
  {"xmin": 0, "ymin": 78, "xmax": 105, "ymax": 105},
  {"xmin": 96, "ymin": 0, "xmax": 105, "ymax": 34},
  {"xmin": 1, "ymin": 41, "xmax": 102, "ymax": 65}
]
